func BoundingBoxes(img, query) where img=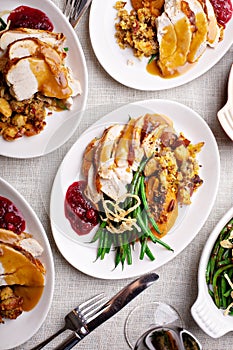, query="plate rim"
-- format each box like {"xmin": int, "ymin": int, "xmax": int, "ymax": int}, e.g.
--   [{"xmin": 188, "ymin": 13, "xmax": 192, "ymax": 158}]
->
[
  {"xmin": 50, "ymin": 98, "xmax": 220, "ymax": 280},
  {"xmin": 0, "ymin": 177, "xmax": 55, "ymax": 349}
]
